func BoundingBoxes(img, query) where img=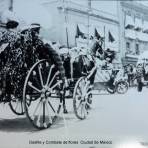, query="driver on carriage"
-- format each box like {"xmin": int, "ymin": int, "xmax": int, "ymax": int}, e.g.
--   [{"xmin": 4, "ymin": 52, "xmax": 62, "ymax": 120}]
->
[{"xmin": 89, "ymin": 35, "xmax": 115, "ymax": 69}]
